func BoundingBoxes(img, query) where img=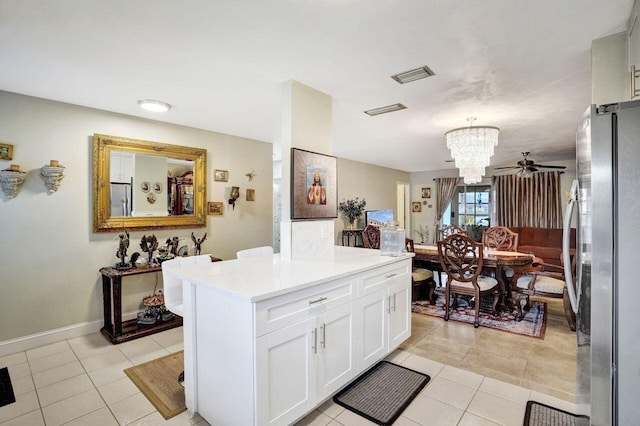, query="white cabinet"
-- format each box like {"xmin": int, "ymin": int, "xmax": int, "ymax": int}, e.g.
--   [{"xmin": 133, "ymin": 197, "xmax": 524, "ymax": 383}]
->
[
  {"xmin": 388, "ymin": 280, "xmax": 411, "ymax": 349},
  {"xmin": 182, "ymin": 253, "xmax": 412, "ymax": 426},
  {"xmin": 256, "ymin": 301, "xmax": 358, "ymax": 425},
  {"xmin": 255, "ymin": 318, "xmax": 317, "ymax": 426}
]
